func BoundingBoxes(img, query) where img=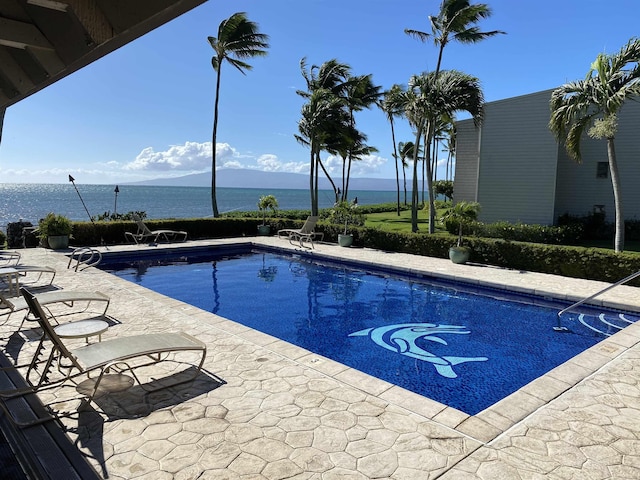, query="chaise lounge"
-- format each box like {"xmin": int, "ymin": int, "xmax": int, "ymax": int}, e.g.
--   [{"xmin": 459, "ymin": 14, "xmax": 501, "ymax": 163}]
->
[
  {"xmin": 125, "ymin": 213, "xmax": 188, "ymax": 244},
  {"xmin": 0, "ymin": 287, "xmax": 207, "ymax": 426},
  {"xmin": 0, "ymin": 265, "xmax": 56, "ymax": 297},
  {"xmin": 277, "ymin": 216, "xmax": 324, "ymax": 249},
  {"xmin": 0, "ymin": 289, "xmax": 111, "ymax": 331}
]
